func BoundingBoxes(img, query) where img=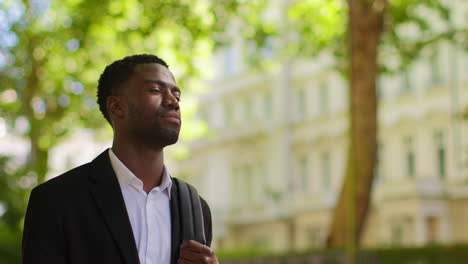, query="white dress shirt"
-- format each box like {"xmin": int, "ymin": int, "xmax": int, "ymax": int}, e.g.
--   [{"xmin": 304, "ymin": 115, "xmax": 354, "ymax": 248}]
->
[{"xmin": 109, "ymin": 149, "xmax": 172, "ymax": 264}]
